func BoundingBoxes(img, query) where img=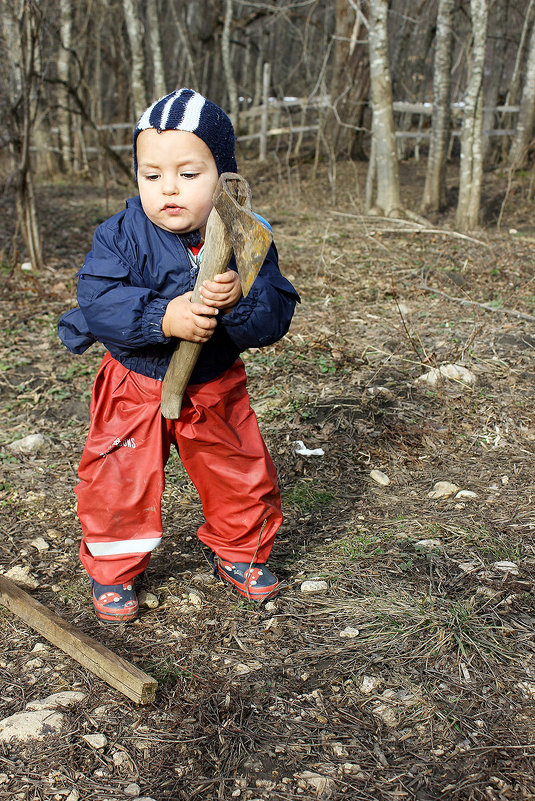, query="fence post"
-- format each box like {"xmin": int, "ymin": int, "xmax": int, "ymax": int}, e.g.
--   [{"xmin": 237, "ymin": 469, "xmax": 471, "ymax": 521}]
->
[{"xmin": 259, "ymin": 62, "xmax": 270, "ymax": 161}]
